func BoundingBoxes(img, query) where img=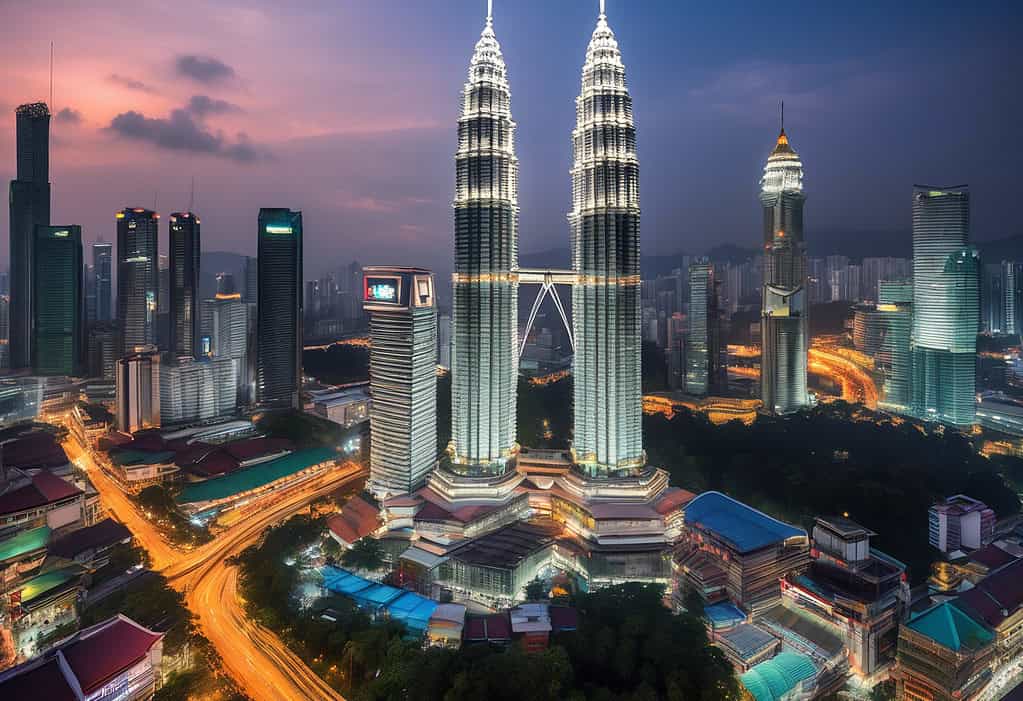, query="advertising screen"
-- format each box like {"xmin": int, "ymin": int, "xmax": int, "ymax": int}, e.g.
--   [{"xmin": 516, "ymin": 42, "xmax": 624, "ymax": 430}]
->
[{"xmin": 365, "ymin": 277, "xmax": 399, "ymax": 303}]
